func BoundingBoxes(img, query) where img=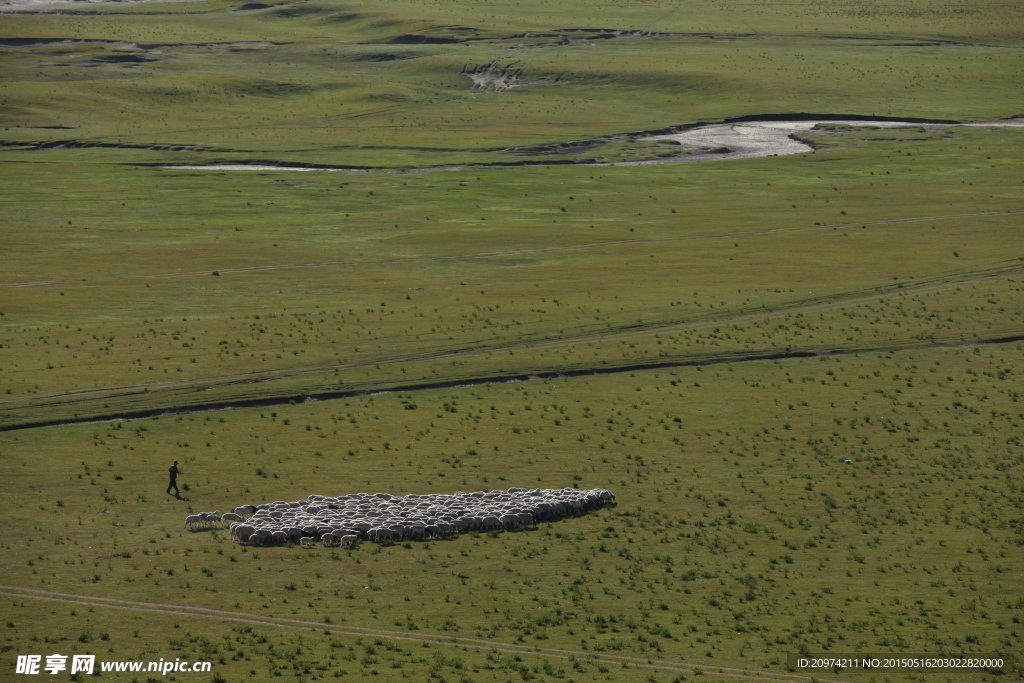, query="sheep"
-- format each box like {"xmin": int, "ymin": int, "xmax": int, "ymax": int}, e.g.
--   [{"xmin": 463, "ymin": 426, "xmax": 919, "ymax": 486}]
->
[
  {"xmin": 199, "ymin": 513, "xmax": 220, "ymax": 528},
  {"xmin": 339, "ymin": 534, "xmax": 357, "ymax": 548},
  {"xmin": 184, "ymin": 514, "xmax": 203, "ymax": 529},
  {"xmin": 500, "ymin": 514, "xmax": 520, "ymax": 530},
  {"xmin": 321, "ymin": 533, "xmax": 337, "ymax": 547},
  {"xmin": 368, "ymin": 528, "xmax": 392, "ymax": 543},
  {"xmin": 218, "ymin": 486, "xmax": 614, "ymax": 547},
  {"xmin": 300, "ymin": 537, "xmax": 315, "ymax": 548}
]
